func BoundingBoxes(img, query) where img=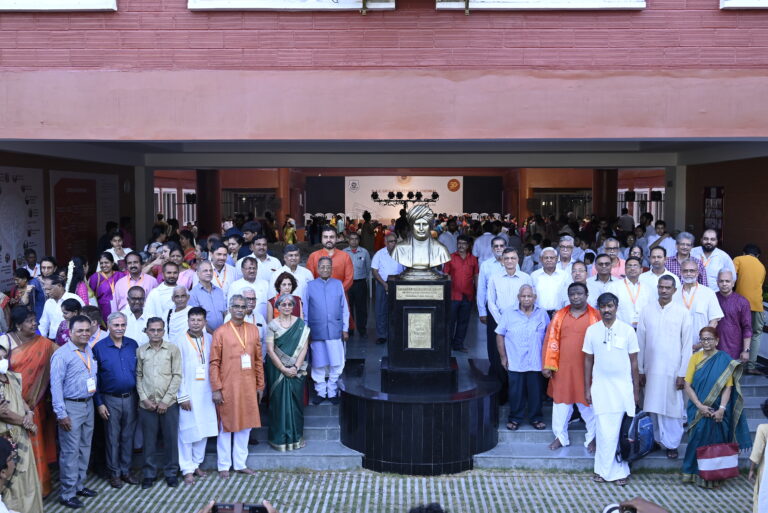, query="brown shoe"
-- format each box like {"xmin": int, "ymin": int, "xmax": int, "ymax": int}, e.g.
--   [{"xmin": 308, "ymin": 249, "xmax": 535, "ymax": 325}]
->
[
  {"xmin": 109, "ymin": 476, "xmax": 123, "ymax": 489},
  {"xmin": 121, "ymin": 474, "xmax": 140, "ymax": 485}
]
